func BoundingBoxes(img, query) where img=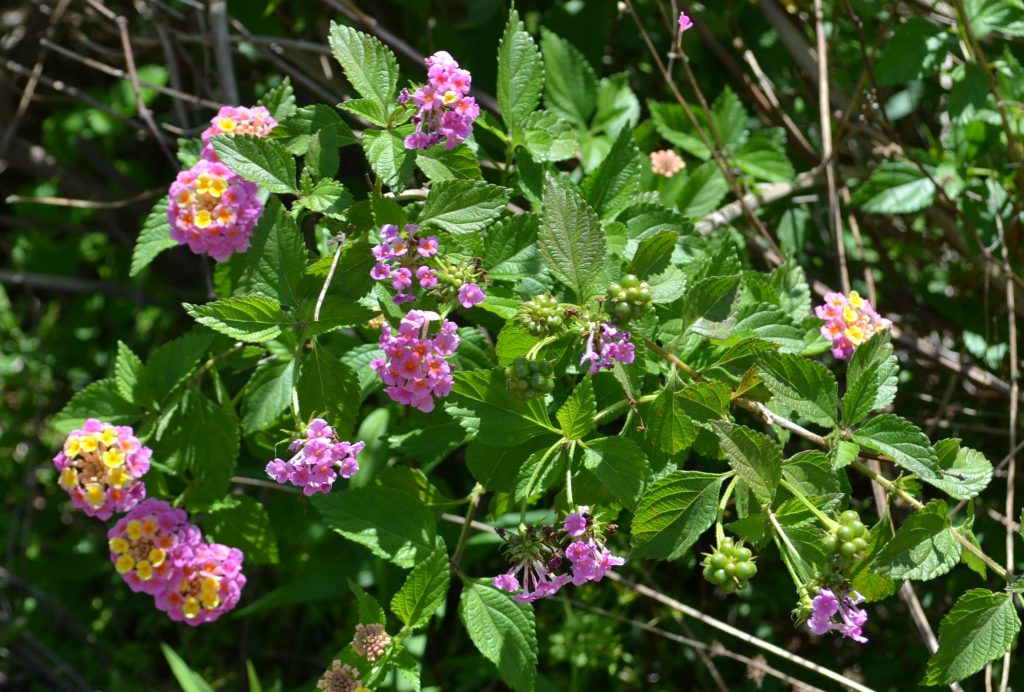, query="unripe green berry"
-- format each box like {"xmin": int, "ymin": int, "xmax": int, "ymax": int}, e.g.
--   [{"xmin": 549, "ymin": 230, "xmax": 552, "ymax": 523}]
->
[
  {"xmin": 836, "ymin": 525, "xmax": 856, "ymax": 542},
  {"xmin": 712, "ymin": 569, "xmax": 728, "ymax": 585},
  {"xmin": 849, "ymin": 520, "xmax": 866, "ymax": 537},
  {"xmin": 710, "ymin": 552, "xmax": 729, "ymax": 569},
  {"xmin": 840, "ymin": 541, "xmax": 859, "ymax": 557},
  {"xmin": 720, "ymin": 537, "xmax": 735, "ymax": 553},
  {"xmin": 840, "ymin": 510, "xmax": 860, "ymax": 525},
  {"xmin": 734, "ymin": 546, "xmax": 752, "ymax": 562},
  {"xmin": 852, "ymin": 537, "xmax": 869, "ymax": 552},
  {"xmin": 822, "ymin": 535, "xmax": 838, "ymax": 553},
  {"xmin": 736, "ymin": 561, "xmax": 758, "ymax": 580}
]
